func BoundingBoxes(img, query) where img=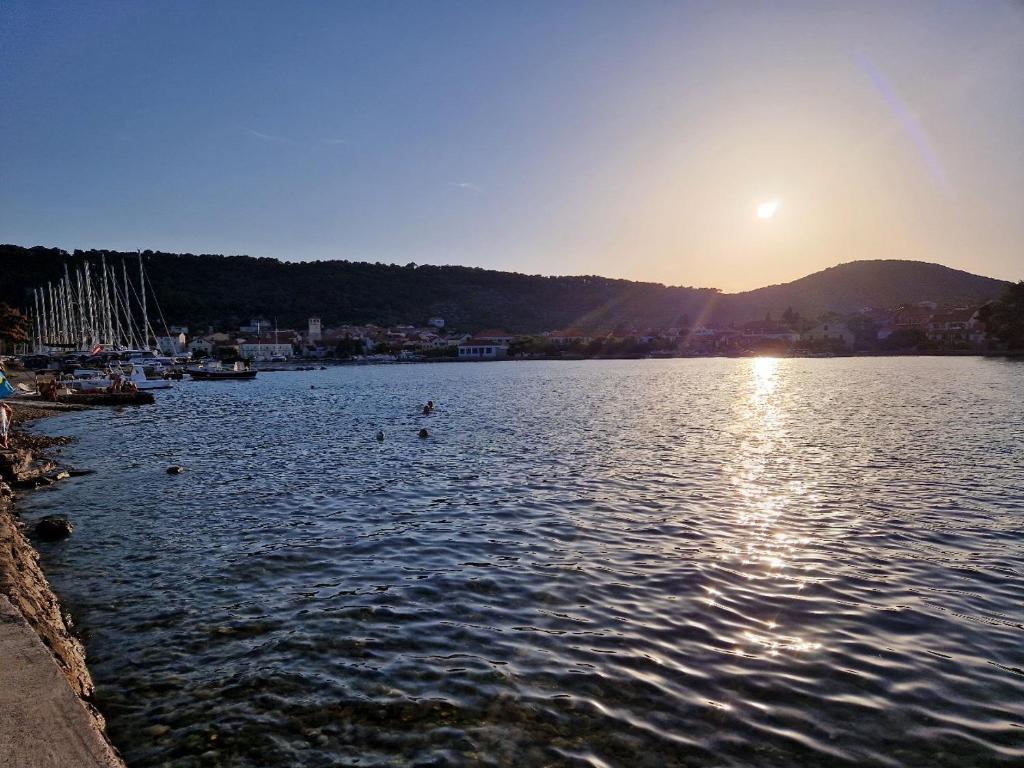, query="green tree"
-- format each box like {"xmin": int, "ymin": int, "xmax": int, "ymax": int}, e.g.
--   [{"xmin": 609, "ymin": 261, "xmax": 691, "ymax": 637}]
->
[{"xmin": 980, "ymin": 281, "xmax": 1024, "ymax": 349}]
